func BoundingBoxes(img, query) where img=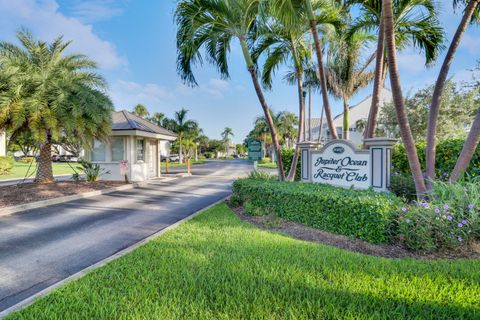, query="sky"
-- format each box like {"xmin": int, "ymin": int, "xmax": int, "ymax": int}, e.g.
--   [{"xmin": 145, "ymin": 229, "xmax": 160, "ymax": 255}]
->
[{"xmin": 0, "ymin": 0, "xmax": 478, "ymax": 143}]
